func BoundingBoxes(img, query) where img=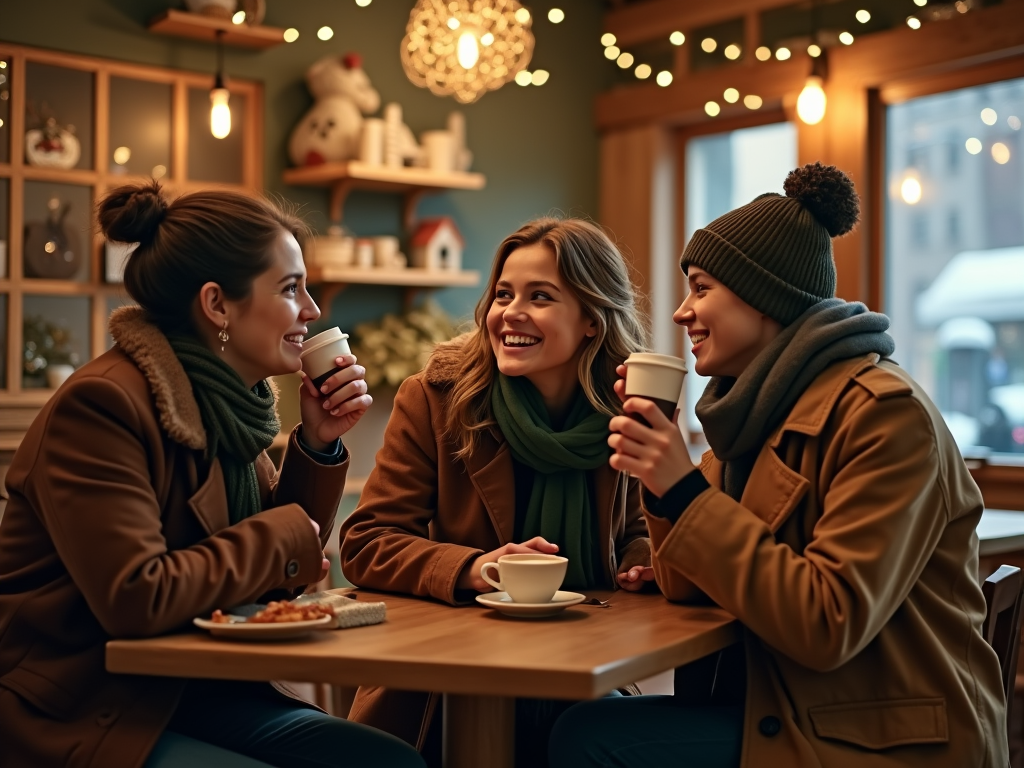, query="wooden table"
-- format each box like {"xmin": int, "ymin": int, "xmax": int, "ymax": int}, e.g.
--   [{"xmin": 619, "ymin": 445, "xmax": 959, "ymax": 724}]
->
[
  {"xmin": 107, "ymin": 590, "xmax": 738, "ymax": 768},
  {"xmin": 978, "ymin": 509, "xmax": 1024, "ymax": 557}
]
